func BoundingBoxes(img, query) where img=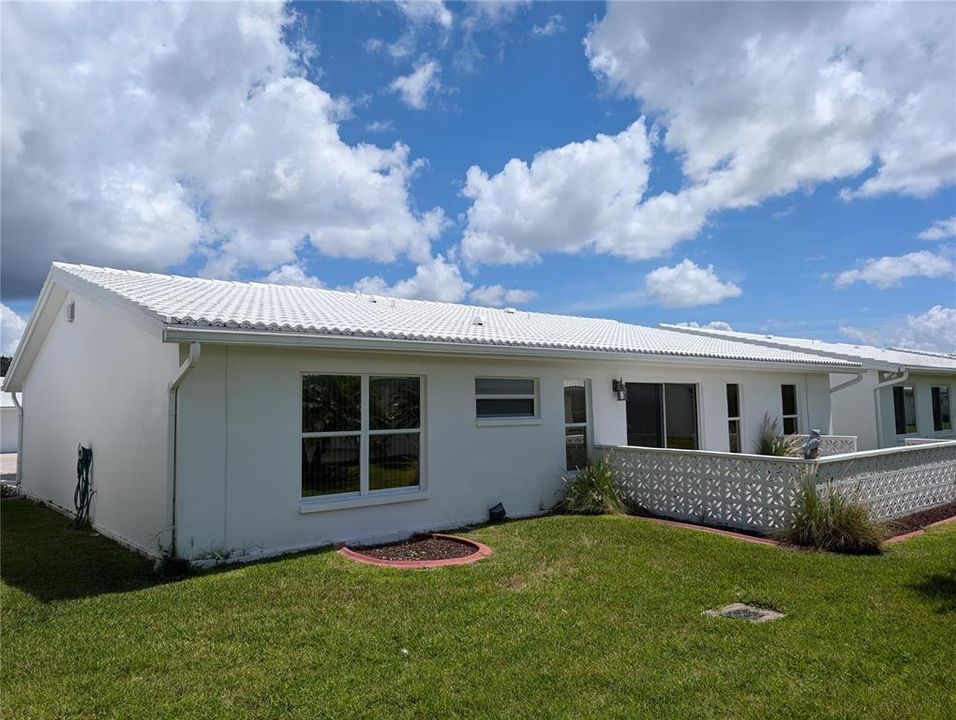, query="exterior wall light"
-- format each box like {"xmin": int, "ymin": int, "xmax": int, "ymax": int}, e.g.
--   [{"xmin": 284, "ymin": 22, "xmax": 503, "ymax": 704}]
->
[{"xmin": 612, "ymin": 378, "xmax": 627, "ymax": 401}]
